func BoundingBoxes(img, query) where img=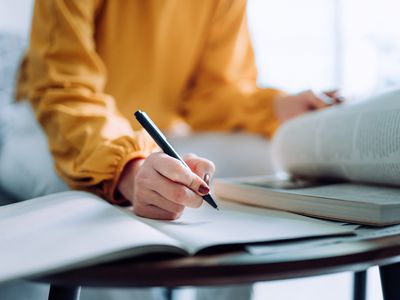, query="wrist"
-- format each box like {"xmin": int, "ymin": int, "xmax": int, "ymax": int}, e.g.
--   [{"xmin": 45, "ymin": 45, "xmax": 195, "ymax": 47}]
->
[
  {"xmin": 273, "ymin": 92, "xmax": 290, "ymax": 123},
  {"xmin": 117, "ymin": 158, "xmax": 145, "ymax": 203}
]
